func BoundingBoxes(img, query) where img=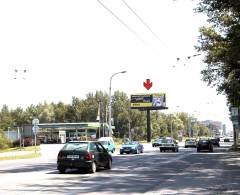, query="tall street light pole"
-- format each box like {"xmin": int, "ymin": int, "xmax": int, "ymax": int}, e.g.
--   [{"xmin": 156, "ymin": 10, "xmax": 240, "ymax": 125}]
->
[{"xmin": 108, "ymin": 71, "xmax": 127, "ymax": 136}]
